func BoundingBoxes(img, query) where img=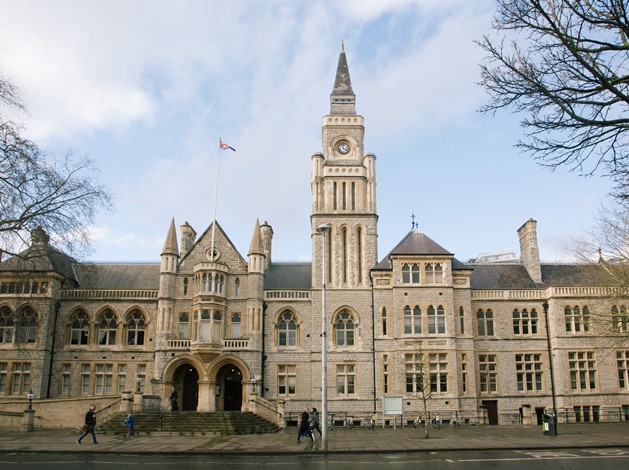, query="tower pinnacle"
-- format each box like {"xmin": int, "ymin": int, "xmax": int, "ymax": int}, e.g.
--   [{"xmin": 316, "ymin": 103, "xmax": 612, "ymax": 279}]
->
[{"xmin": 330, "ymin": 43, "xmax": 356, "ymax": 115}]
